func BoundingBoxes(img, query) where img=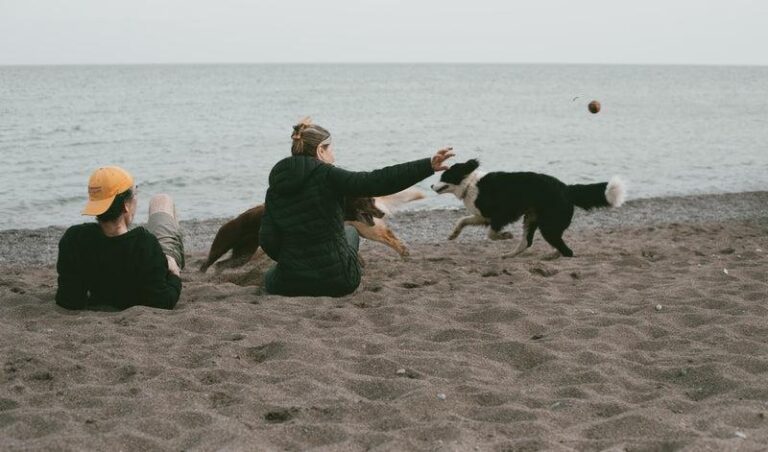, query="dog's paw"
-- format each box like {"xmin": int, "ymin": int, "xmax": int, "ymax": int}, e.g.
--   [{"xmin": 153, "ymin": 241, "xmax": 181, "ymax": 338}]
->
[
  {"xmin": 501, "ymin": 251, "xmax": 523, "ymax": 259},
  {"xmin": 542, "ymin": 251, "xmax": 562, "ymax": 261},
  {"xmin": 489, "ymin": 231, "xmax": 513, "ymax": 241}
]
